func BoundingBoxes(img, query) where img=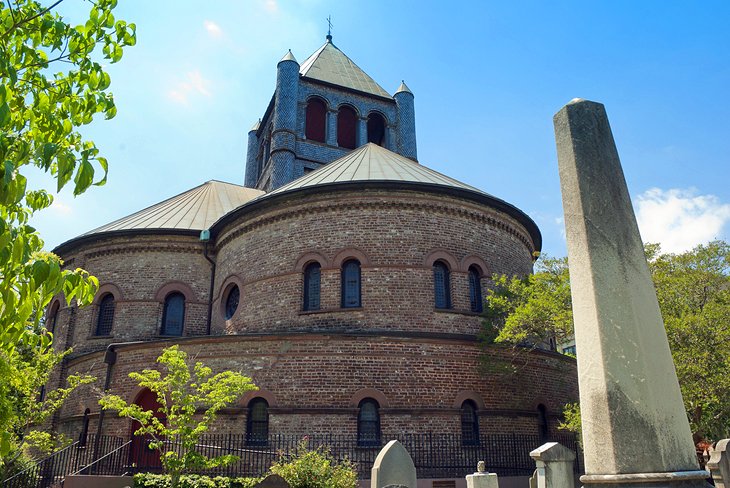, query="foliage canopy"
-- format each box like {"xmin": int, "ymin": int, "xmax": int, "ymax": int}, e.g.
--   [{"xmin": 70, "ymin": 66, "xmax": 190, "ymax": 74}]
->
[
  {"xmin": 100, "ymin": 346, "xmax": 258, "ymax": 488},
  {"xmin": 483, "ymin": 241, "xmax": 730, "ymax": 442},
  {"xmin": 0, "ymin": 0, "xmax": 135, "ymax": 466}
]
